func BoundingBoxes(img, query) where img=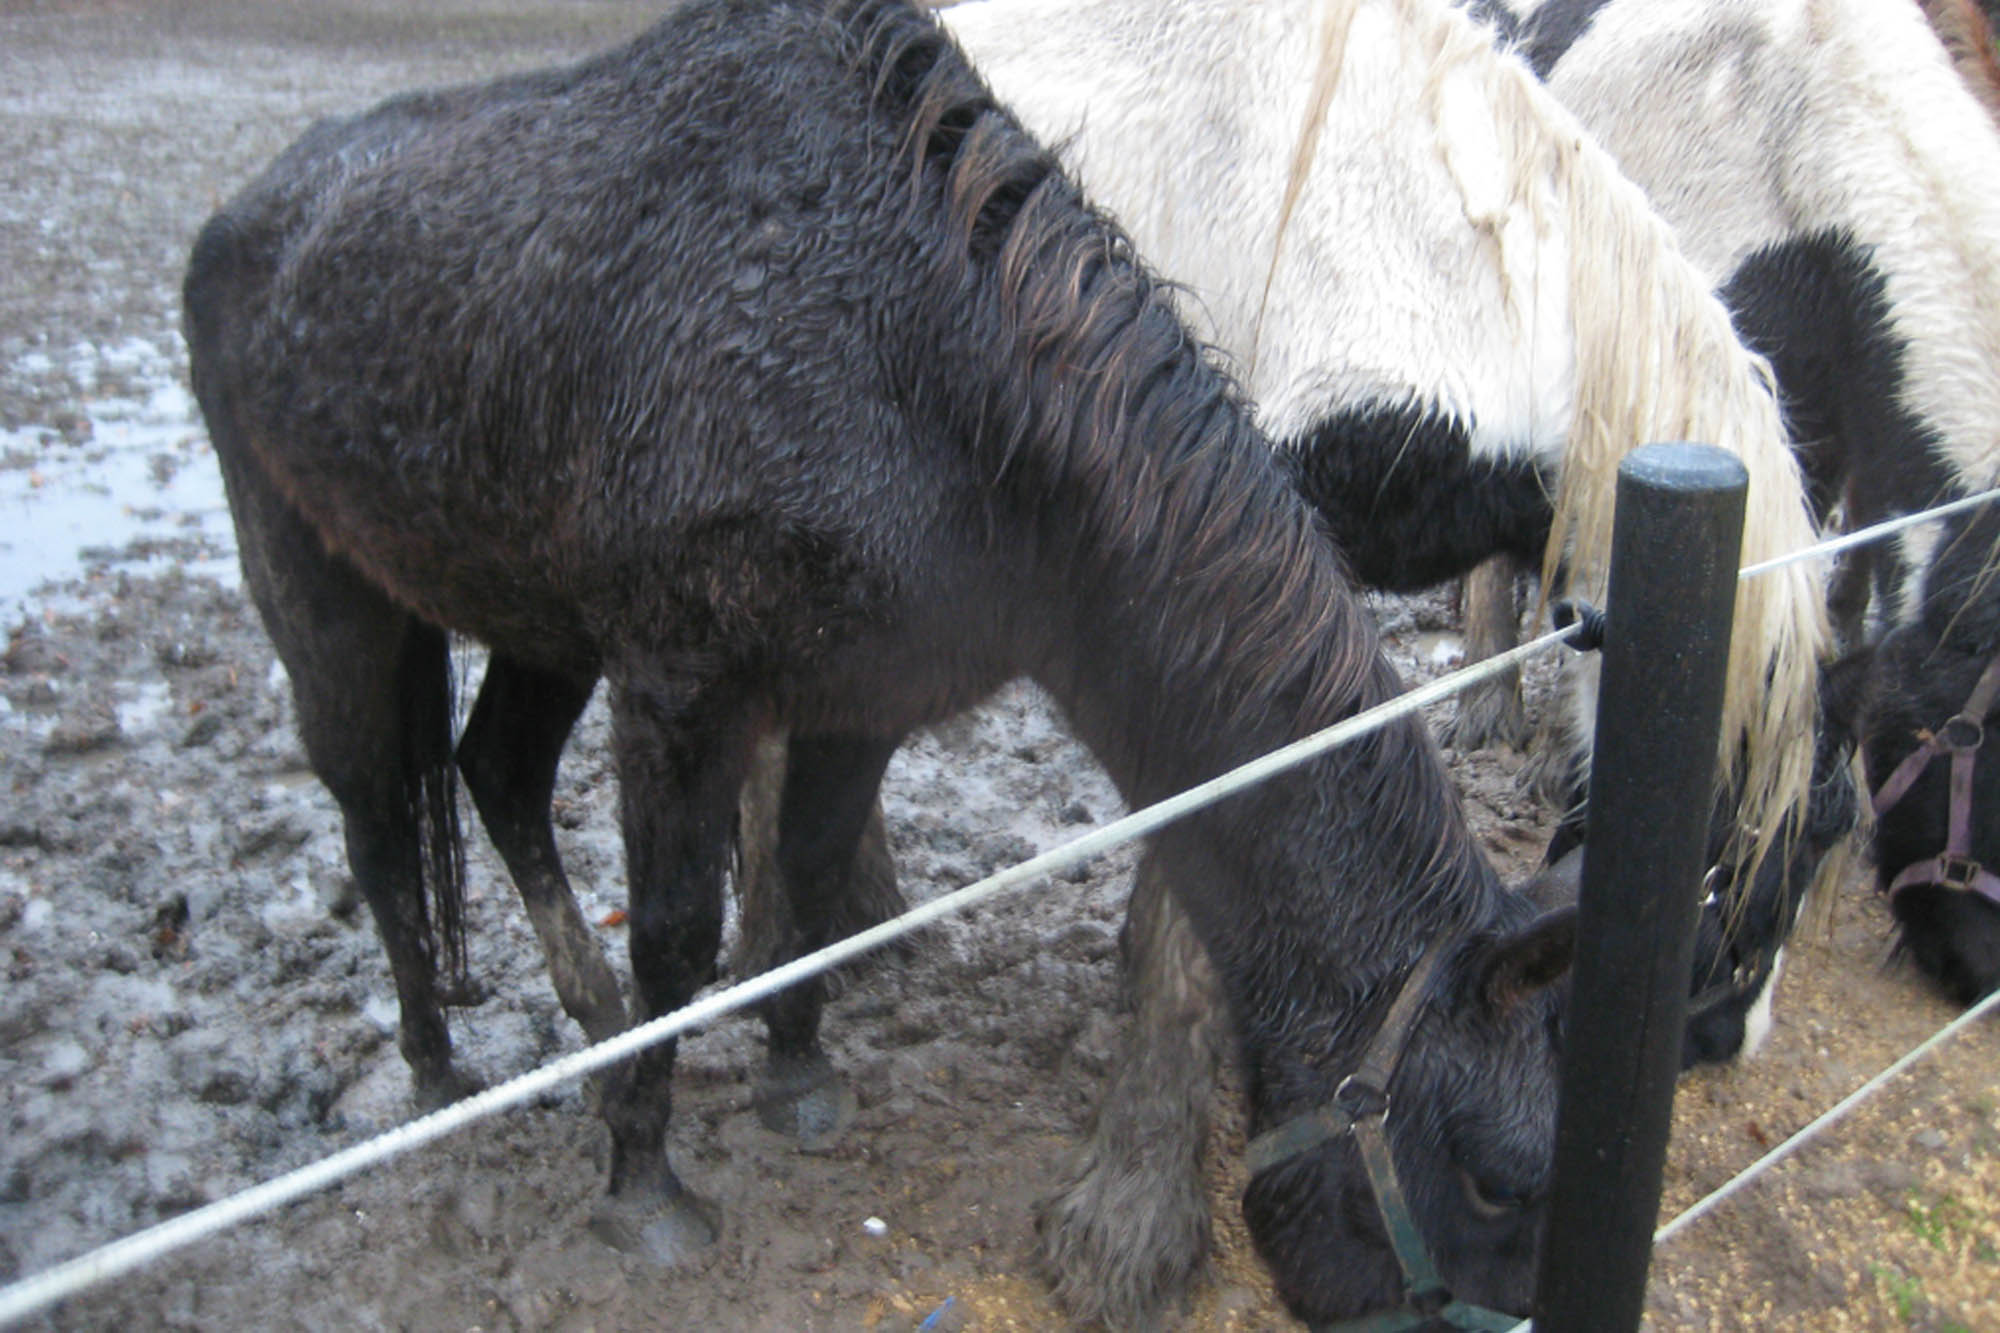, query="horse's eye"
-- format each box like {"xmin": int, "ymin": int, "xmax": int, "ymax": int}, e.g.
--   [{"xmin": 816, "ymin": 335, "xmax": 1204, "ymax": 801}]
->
[{"xmin": 1459, "ymin": 1166, "xmax": 1536, "ymax": 1220}]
